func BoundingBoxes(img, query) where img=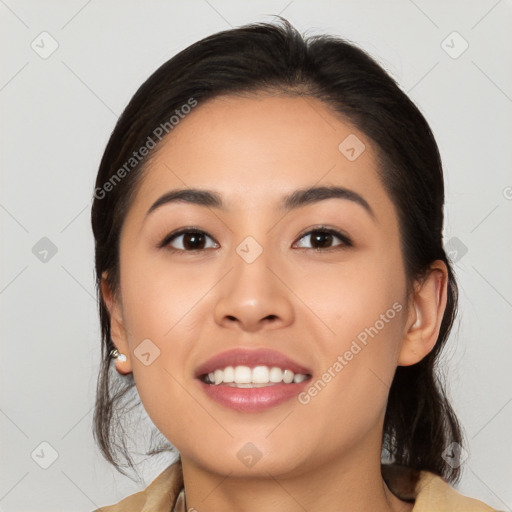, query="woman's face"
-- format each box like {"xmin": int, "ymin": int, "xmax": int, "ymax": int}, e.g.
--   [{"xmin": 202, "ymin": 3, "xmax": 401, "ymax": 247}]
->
[{"xmin": 108, "ymin": 93, "xmax": 414, "ymax": 478}]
